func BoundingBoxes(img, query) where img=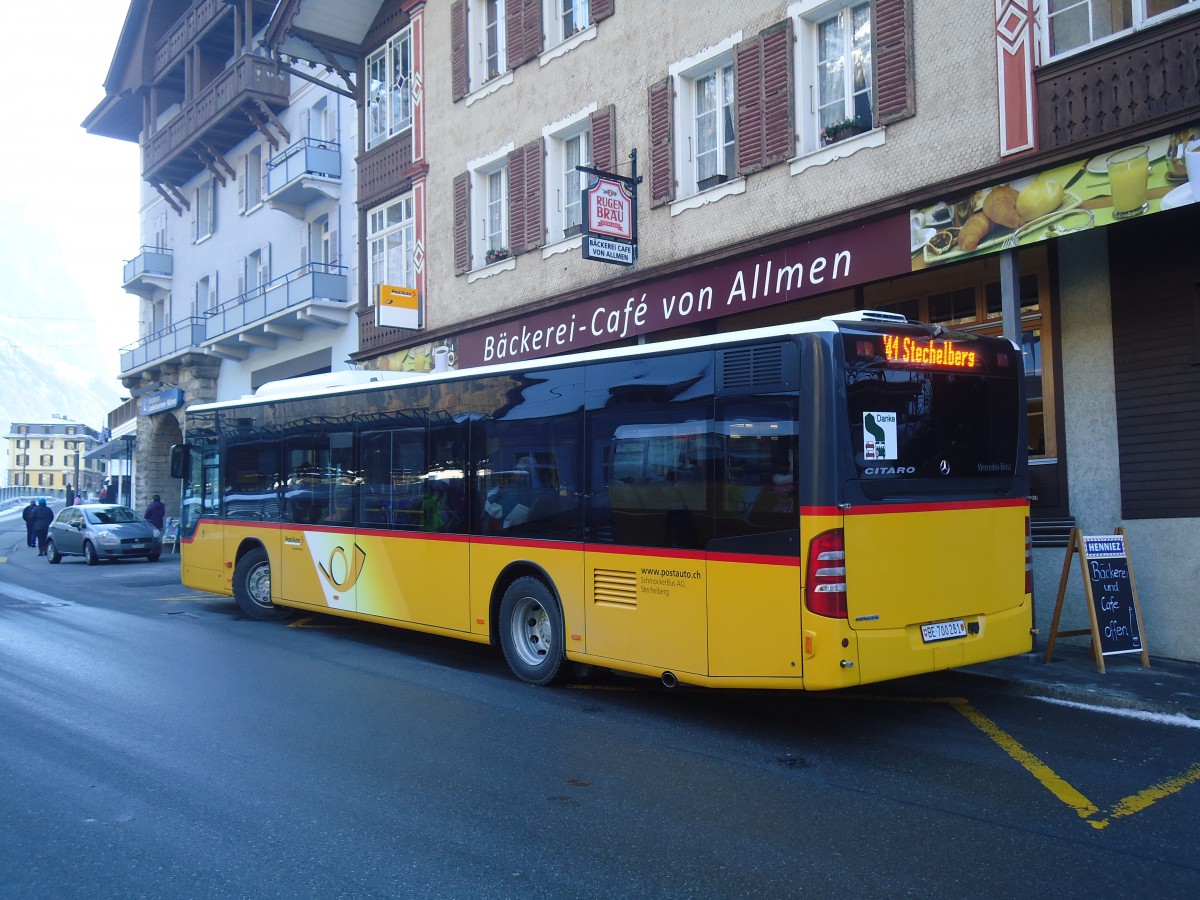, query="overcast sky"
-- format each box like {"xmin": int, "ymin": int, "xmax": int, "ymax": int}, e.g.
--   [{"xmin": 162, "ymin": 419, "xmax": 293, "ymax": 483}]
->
[{"xmin": 0, "ymin": 1, "xmax": 140, "ymax": 398}]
